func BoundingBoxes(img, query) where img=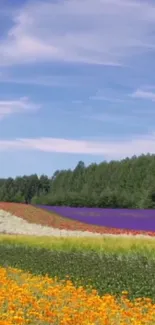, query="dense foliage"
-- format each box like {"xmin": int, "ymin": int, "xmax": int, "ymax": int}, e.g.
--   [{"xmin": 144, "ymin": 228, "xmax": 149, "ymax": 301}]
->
[
  {"xmin": 1, "ymin": 154, "xmax": 155, "ymax": 208},
  {"xmin": 0, "ymin": 243, "xmax": 155, "ymax": 301}
]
